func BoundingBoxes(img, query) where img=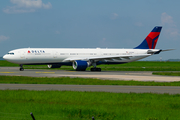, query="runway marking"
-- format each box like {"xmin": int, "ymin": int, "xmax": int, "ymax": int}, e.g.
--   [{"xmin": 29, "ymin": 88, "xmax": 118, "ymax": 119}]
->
[
  {"xmin": 36, "ymin": 72, "xmax": 55, "ymax": 74},
  {"xmin": 0, "ymin": 72, "xmax": 15, "ymax": 73}
]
